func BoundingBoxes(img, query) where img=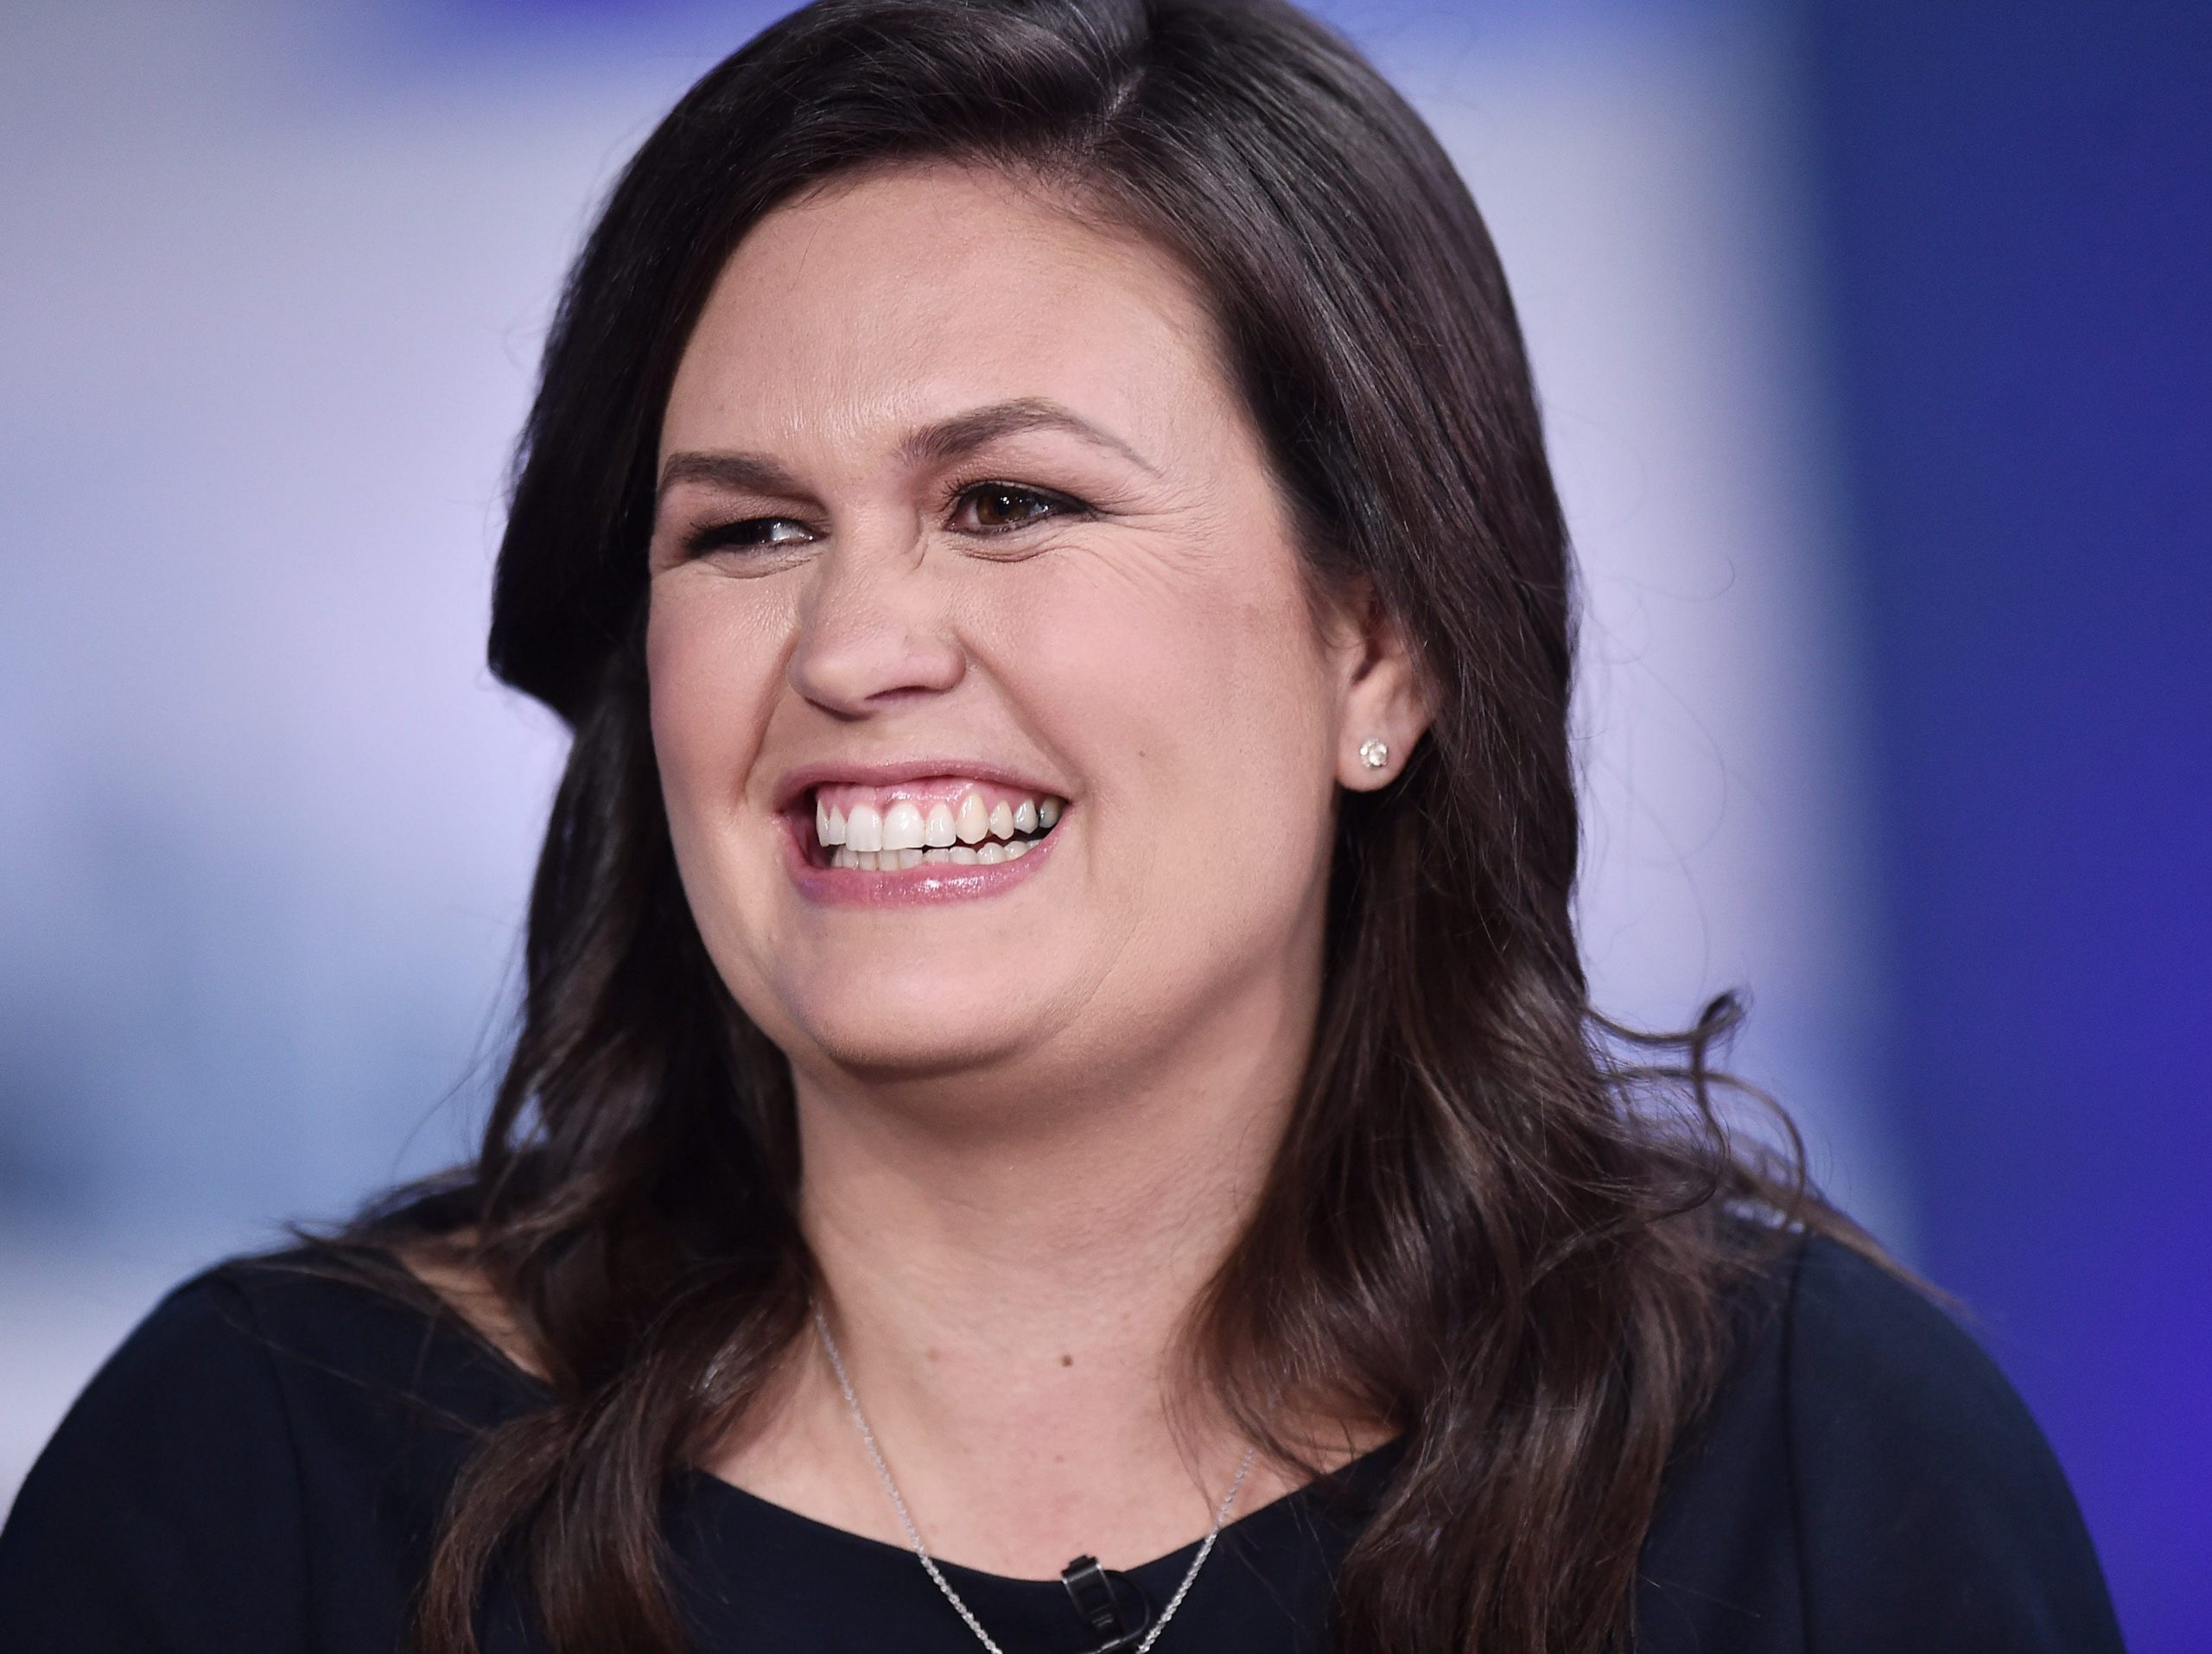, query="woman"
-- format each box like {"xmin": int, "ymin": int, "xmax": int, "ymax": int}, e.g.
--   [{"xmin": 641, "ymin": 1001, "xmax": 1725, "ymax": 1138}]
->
[{"xmin": 0, "ymin": 0, "xmax": 2122, "ymax": 1650}]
